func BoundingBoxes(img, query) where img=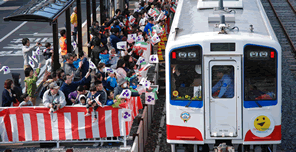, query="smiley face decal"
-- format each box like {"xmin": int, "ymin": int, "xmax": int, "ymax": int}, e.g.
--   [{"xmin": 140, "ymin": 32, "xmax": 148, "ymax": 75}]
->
[{"xmin": 254, "ymin": 115, "xmax": 271, "ymax": 131}]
